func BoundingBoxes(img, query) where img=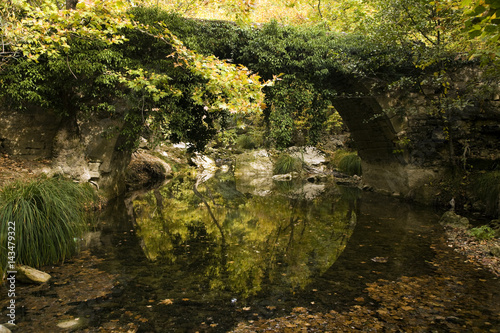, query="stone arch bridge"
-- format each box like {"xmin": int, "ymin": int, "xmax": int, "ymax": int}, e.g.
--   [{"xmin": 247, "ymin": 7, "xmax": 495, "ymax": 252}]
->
[{"xmin": 329, "ymin": 67, "xmax": 500, "ymax": 202}]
